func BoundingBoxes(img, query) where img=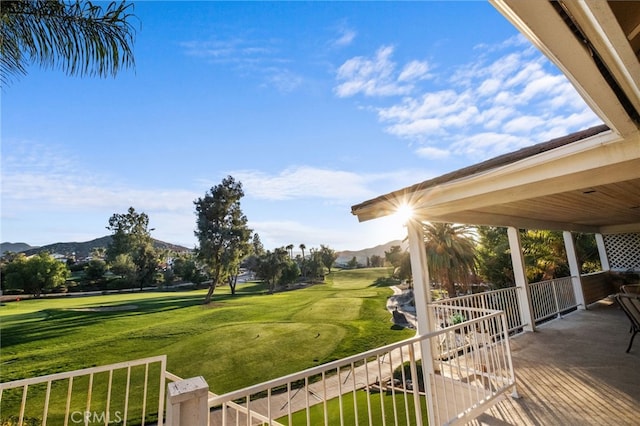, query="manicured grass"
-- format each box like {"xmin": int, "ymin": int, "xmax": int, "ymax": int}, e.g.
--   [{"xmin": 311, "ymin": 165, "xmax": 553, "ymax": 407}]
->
[{"xmin": 0, "ymin": 268, "xmax": 413, "ymax": 397}]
